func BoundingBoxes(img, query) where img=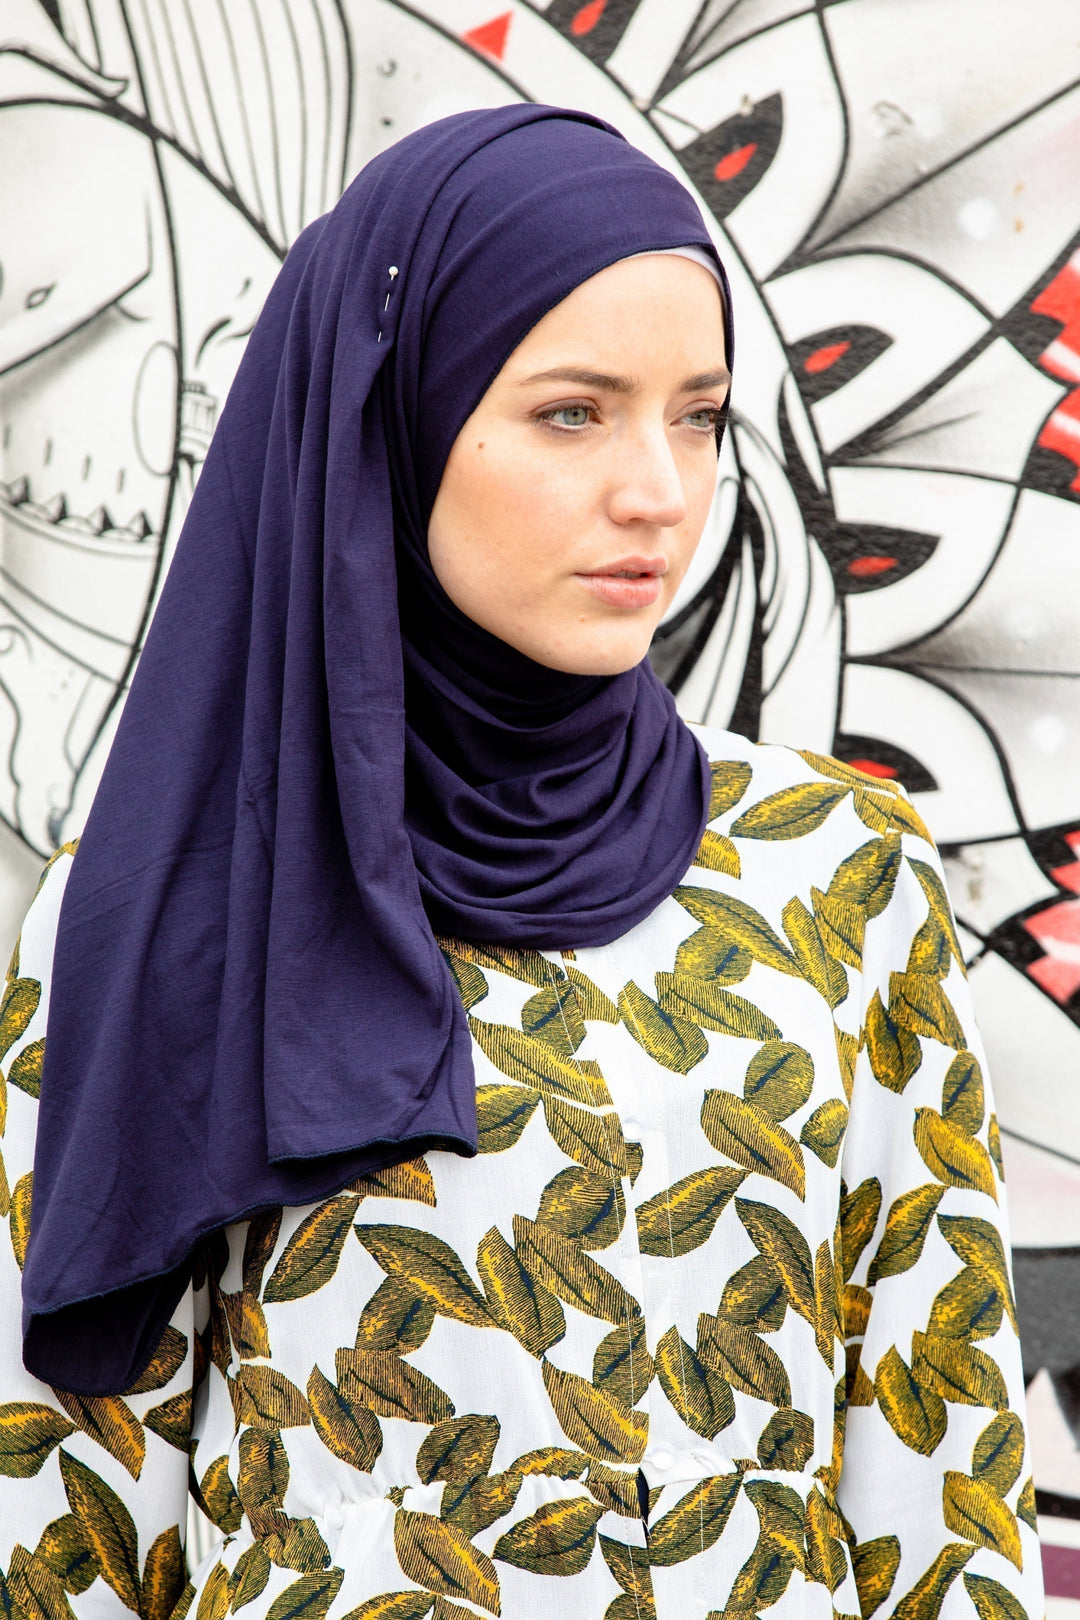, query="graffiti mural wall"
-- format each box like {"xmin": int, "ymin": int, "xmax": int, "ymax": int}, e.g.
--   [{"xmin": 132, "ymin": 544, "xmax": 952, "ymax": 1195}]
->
[{"xmin": 2, "ymin": 0, "xmax": 1080, "ymax": 1574}]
